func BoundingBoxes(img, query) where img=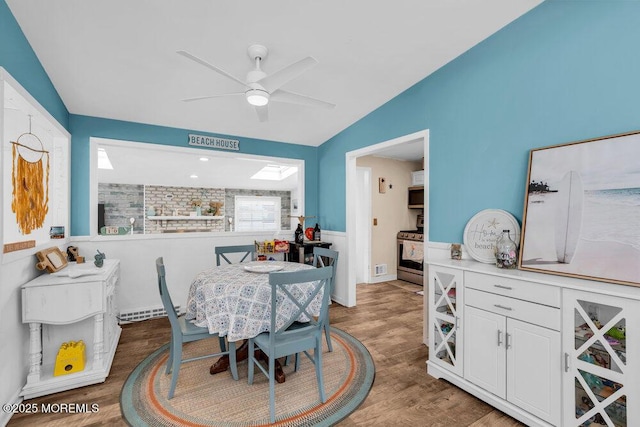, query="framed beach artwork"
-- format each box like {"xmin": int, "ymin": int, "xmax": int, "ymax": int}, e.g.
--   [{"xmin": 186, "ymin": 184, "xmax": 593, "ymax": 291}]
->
[{"xmin": 518, "ymin": 130, "xmax": 640, "ymax": 287}]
